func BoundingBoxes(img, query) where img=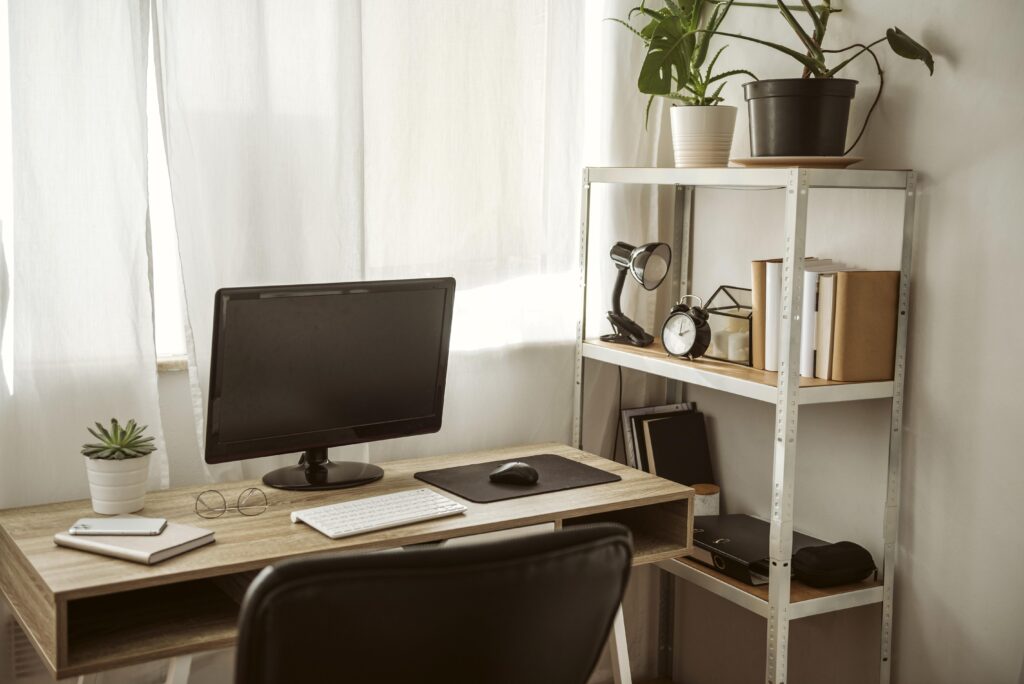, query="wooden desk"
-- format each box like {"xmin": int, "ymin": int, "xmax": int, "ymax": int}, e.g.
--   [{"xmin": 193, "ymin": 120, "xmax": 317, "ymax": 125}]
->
[{"xmin": 0, "ymin": 443, "xmax": 693, "ymax": 680}]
